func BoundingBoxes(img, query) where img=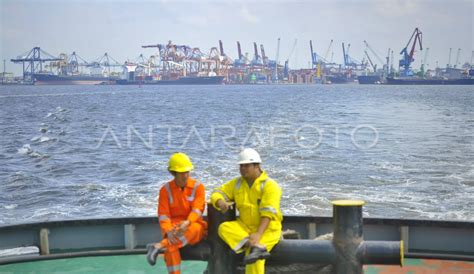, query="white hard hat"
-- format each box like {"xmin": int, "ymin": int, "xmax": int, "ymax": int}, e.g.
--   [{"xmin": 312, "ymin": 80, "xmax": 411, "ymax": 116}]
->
[{"xmin": 238, "ymin": 148, "xmax": 262, "ymax": 164}]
